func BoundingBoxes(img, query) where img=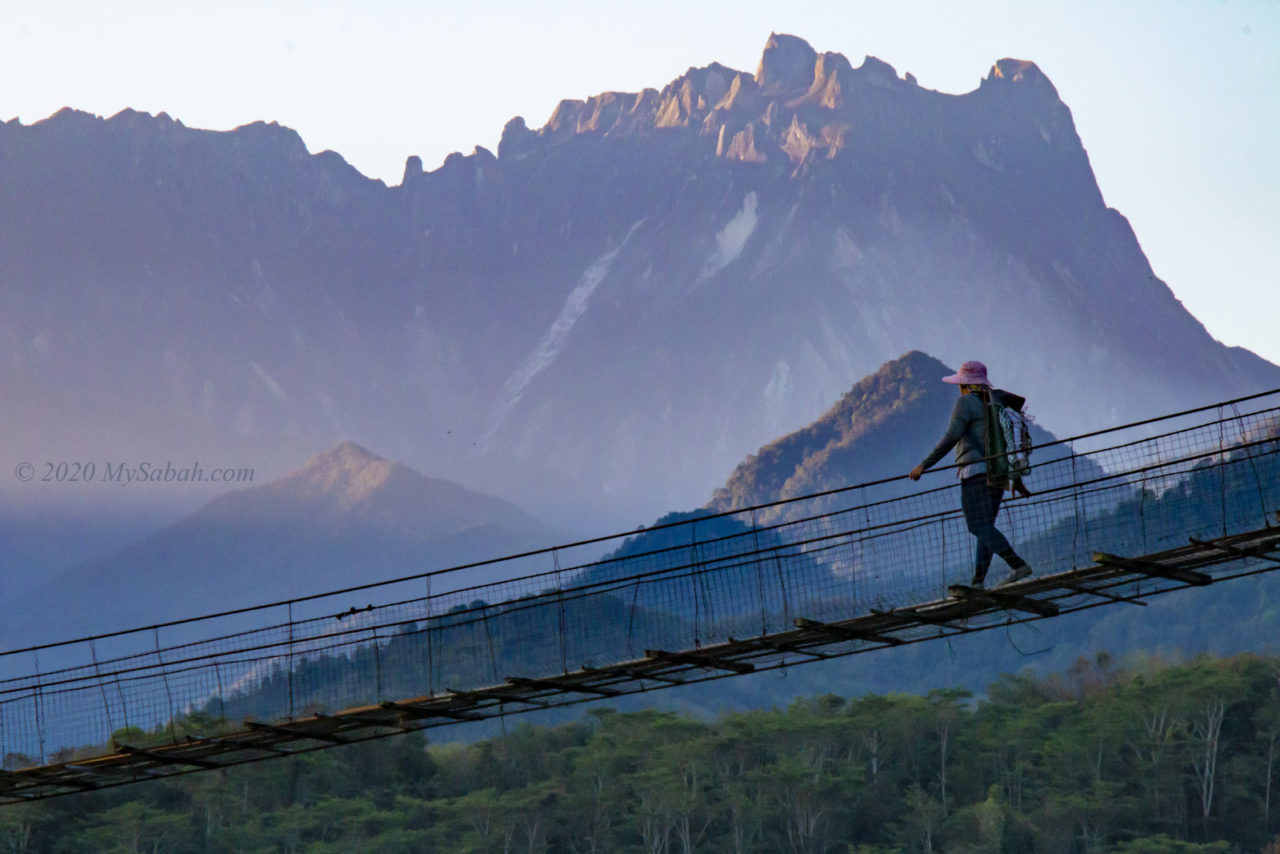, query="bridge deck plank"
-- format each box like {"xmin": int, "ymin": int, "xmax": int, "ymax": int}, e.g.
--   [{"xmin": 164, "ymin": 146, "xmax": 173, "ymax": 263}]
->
[{"xmin": 3, "ymin": 524, "xmax": 1279, "ymax": 804}]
